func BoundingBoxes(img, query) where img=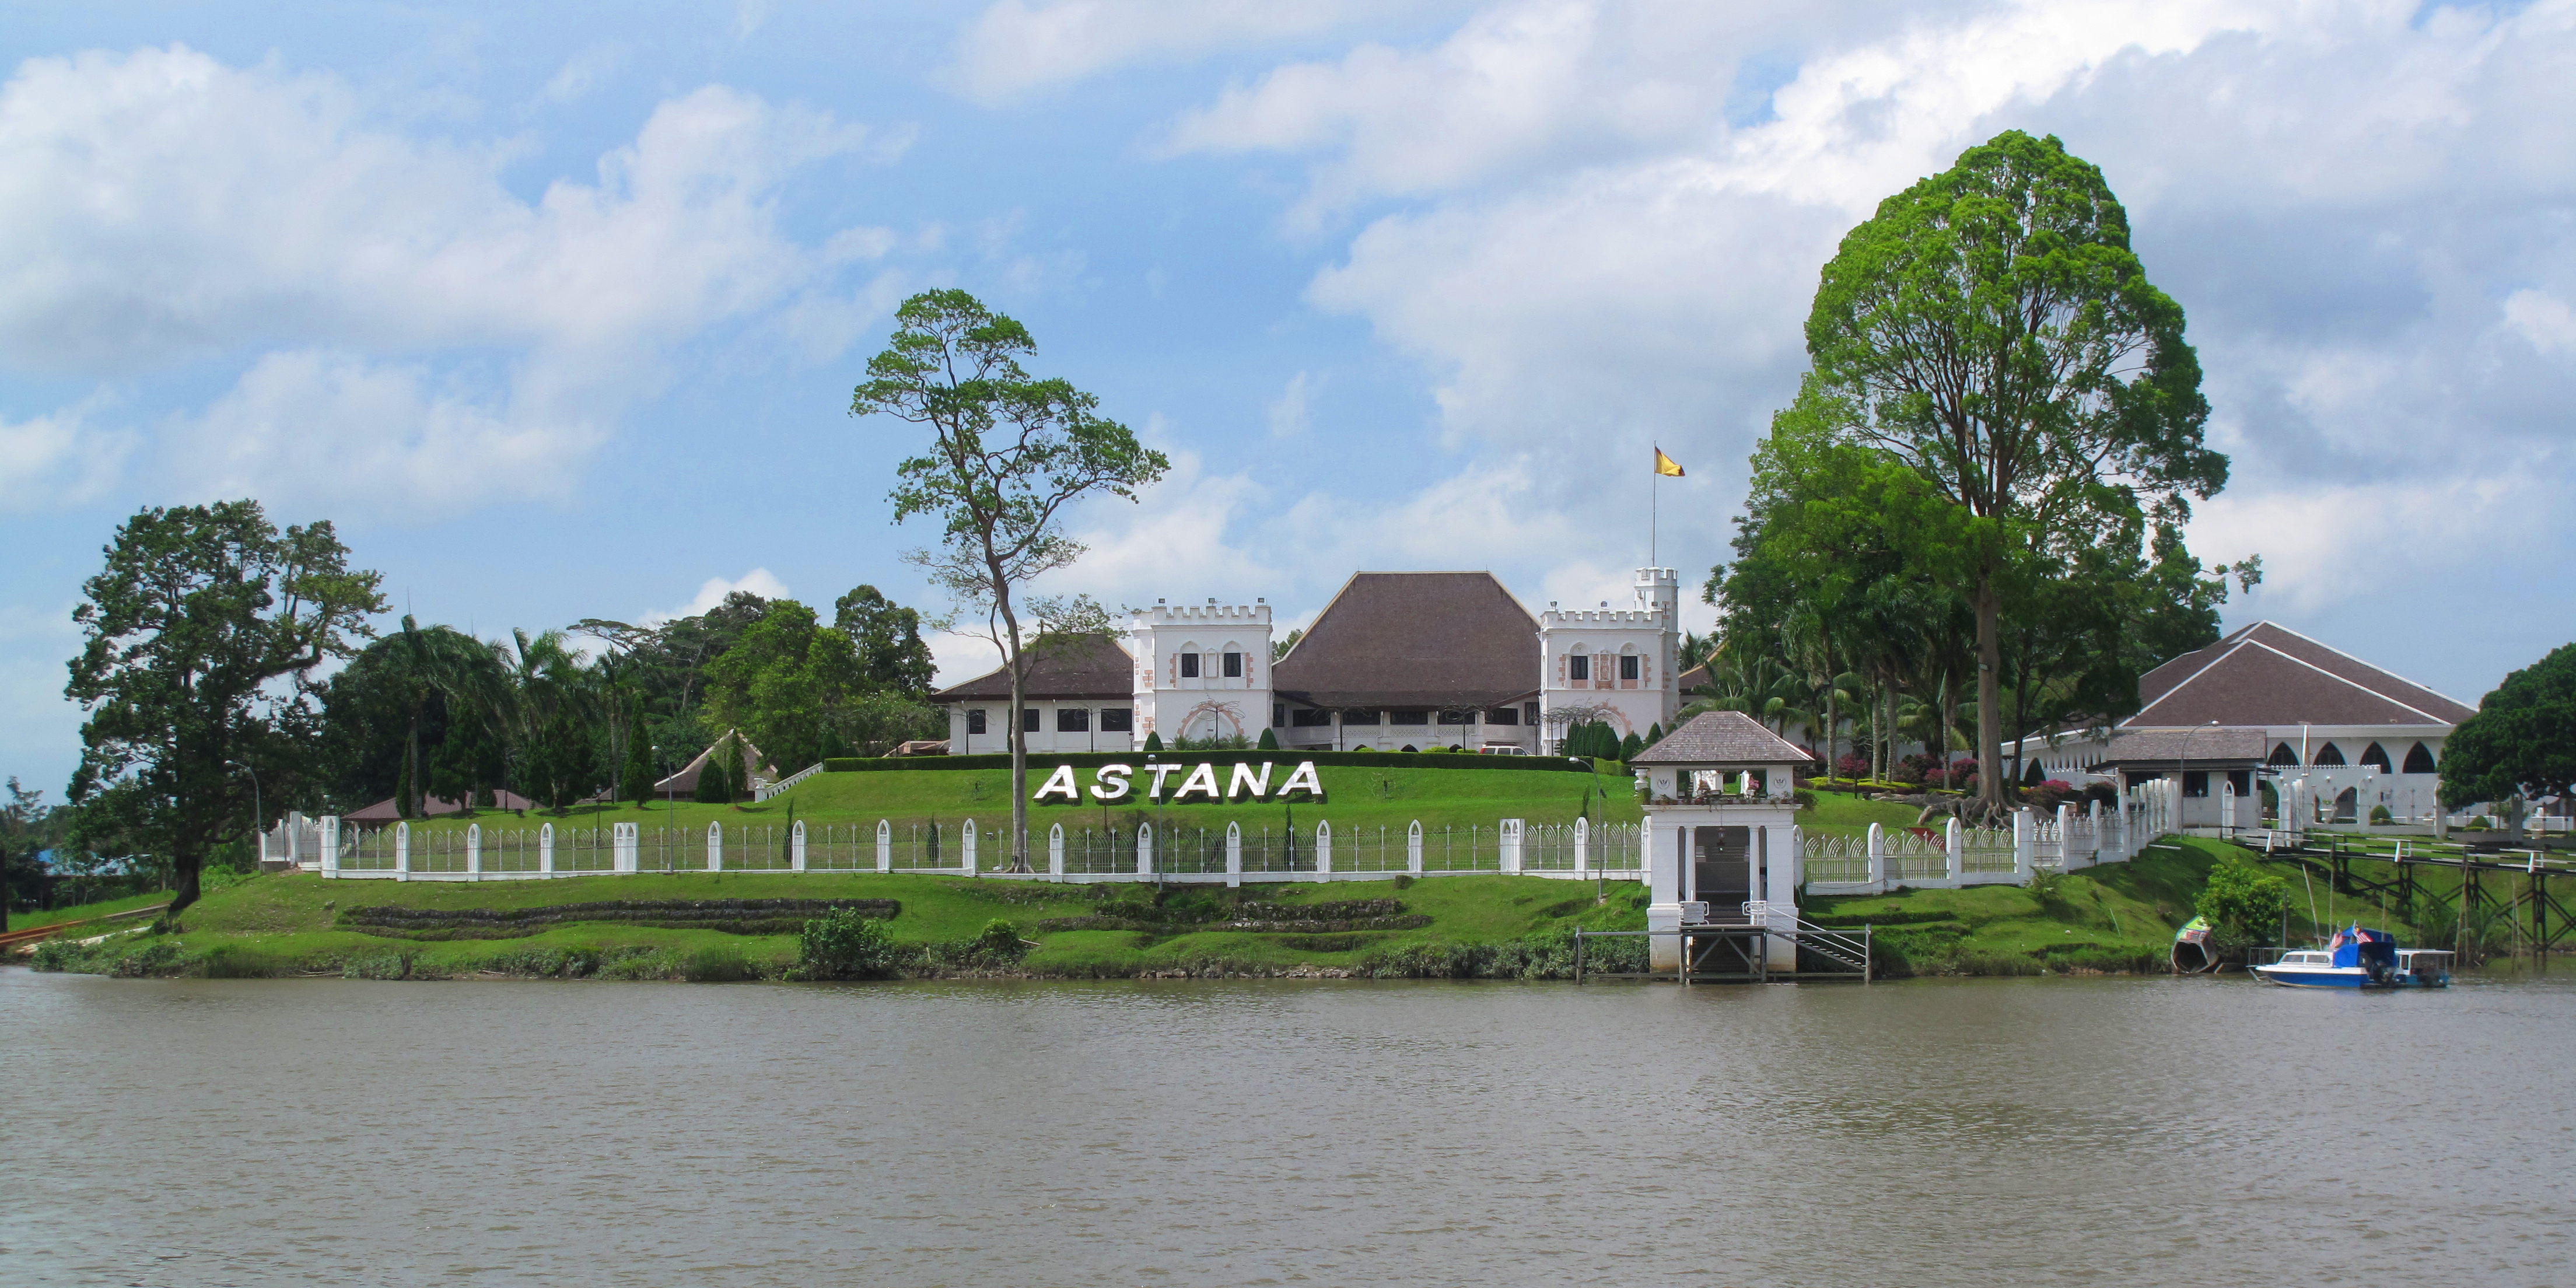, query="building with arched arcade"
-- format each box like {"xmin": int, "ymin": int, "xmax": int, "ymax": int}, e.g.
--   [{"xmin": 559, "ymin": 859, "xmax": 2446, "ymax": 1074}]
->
[{"xmin": 2025, "ymin": 621, "xmax": 2475, "ymax": 825}]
